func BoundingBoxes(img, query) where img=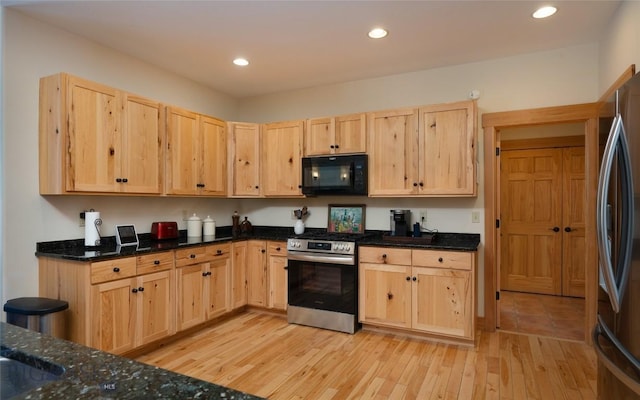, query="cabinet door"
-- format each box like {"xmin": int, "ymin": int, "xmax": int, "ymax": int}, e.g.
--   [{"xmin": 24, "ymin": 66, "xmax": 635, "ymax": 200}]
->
[
  {"xmin": 562, "ymin": 146, "xmax": 586, "ymax": 298},
  {"xmin": 207, "ymin": 257, "xmax": 231, "ymax": 319},
  {"xmin": 412, "ymin": 266, "xmax": 473, "ymax": 339},
  {"xmin": 305, "ymin": 117, "xmax": 334, "ymax": 156},
  {"xmin": 136, "ymin": 270, "xmax": 174, "ymax": 346},
  {"xmin": 91, "ymin": 277, "xmax": 137, "ymax": 354},
  {"xmin": 166, "ymin": 106, "xmax": 199, "ymax": 195},
  {"xmin": 67, "ymin": 76, "xmax": 120, "ymax": 192},
  {"xmin": 231, "ymin": 241, "xmax": 248, "ymax": 309},
  {"xmin": 335, "ymin": 113, "xmax": 366, "ymax": 154},
  {"xmin": 358, "ymin": 263, "xmax": 412, "ymax": 329},
  {"xmin": 200, "ymin": 115, "xmax": 227, "ymax": 196},
  {"xmin": 262, "ymin": 120, "xmax": 303, "ymax": 197},
  {"xmin": 229, "ymin": 122, "xmax": 262, "ymax": 197},
  {"xmin": 176, "ymin": 263, "xmax": 207, "ymax": 331},
  {"xmin": 267, "ymin": 242, "xmax": 288, "ymax": 310},
  {"xmin": 367, "ymin": 108, "xmax": 419, "ymax": 196},
  {"xmin": 246, "ymin": 241, "xmax": 267, "ymax": 307},
  {"xmin": 121, "ymin": 94, "xmax": 163, "ymax": 194},
  {"xmin": 419, "ymin": 101, "xmax": 476, "ymax": 196}
]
